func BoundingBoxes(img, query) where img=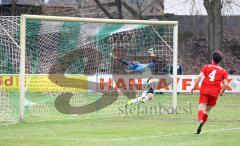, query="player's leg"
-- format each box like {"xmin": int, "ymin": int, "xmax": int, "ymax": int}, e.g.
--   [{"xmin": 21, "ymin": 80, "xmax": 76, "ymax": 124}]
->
[
  {"xmin": 141, "ymin": 88, "xmax": 154, "ymax": 103},
  {"xmin": 202, "ymin": 105, "xmax": 212, "ymax": 123},
  {"xmin": 127, "ymin": 91, "xmax": 147, "ymax": 105},
  {"xmin": 127, "ymin": 88, "xmax": 154, "ymax": 105},
  {"xmin": 195, "ymin": 103, "xmax": 206, "ymax": 134},
  {"xmin": 202, "ymin": 95, "xmax": 218, "ymax": 124},
  {"xmin": 195, "ymin": 94, "xmax": 217, "ymax": 134},
  {"xmin": 195, "ymin": 93, "xmax": 208, "ymax": 134},
  {"xmin": 127, "ymin": 93, "xmax": 154, "ymax": 105},
  {"xmin": 198, "ymin": 103, "xmax": 207, "ymax": 123},
  {"xmin": 140, "ymin": 78, "xmax": 155, "ymax": 103}
]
